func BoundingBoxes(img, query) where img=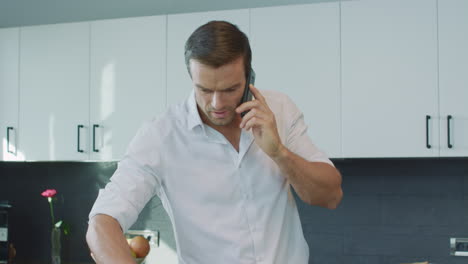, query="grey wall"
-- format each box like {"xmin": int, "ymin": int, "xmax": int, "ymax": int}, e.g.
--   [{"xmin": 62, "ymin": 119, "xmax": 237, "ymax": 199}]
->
[
  {"xmin": 1, "ymin": 158, "xmax": 468, "ymax": 264},
  {"xmin": 0, "ymin": 162, "xmax": 118, "ymax": 264},
  {"xmin": 0, "ymin": 0, "xmax": 339, "ymax": 28},
  {"xmin": 302, "ymin": 158, "xmax": 468, "ymax": 264}
]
